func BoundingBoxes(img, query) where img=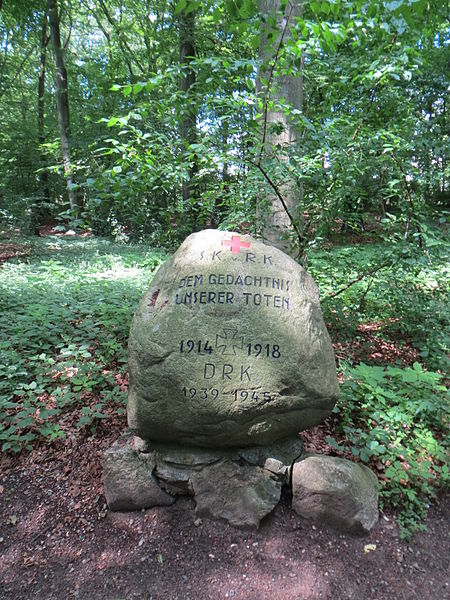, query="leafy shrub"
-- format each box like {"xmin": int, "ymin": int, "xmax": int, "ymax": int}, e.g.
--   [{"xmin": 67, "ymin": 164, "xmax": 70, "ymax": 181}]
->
[{"xmin": 328, "ymin": 362, "xmax": 449, "ymax": 537}]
